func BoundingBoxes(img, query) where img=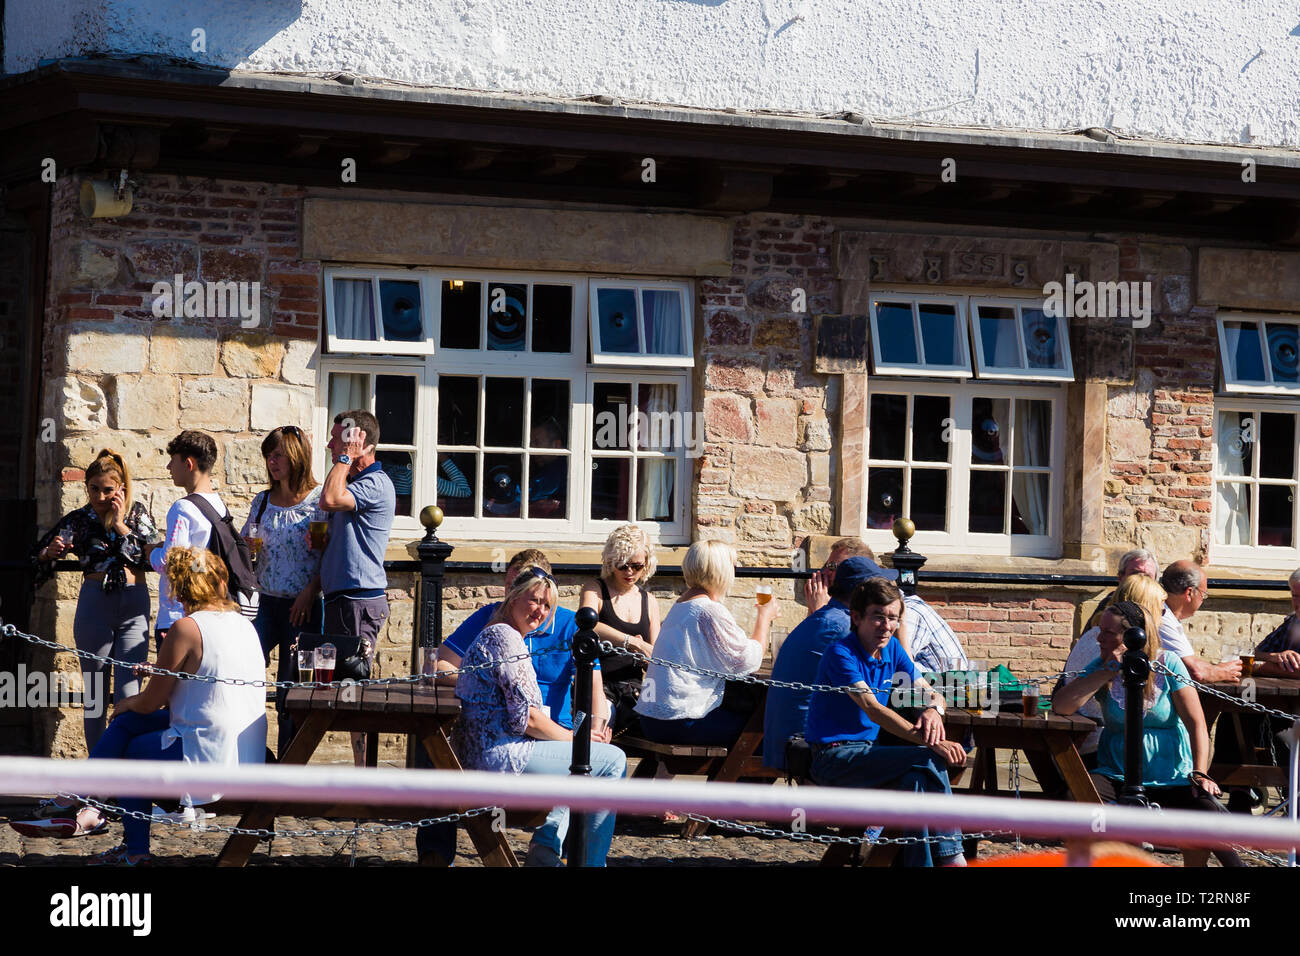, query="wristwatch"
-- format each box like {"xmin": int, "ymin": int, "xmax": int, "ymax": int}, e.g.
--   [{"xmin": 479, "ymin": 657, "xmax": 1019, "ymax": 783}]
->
[{"xmin": 337, "ymin": 454, "xmax": 352, "ymax": 466}]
